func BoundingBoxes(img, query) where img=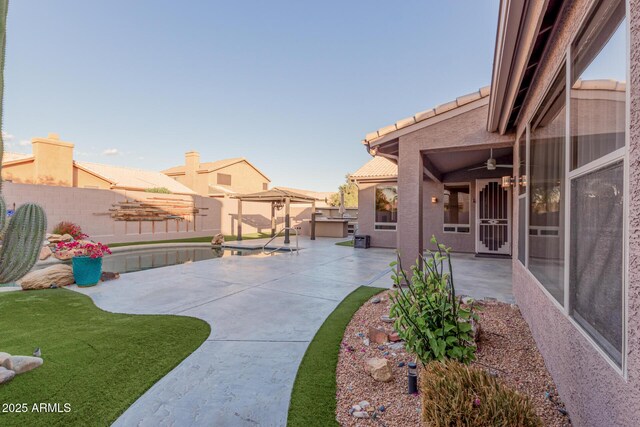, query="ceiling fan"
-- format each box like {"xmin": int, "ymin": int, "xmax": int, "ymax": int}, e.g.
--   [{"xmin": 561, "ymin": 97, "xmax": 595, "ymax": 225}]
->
[{"xmin": 467, "ymin": 149, "xmax": 513, "ymax": 171}]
